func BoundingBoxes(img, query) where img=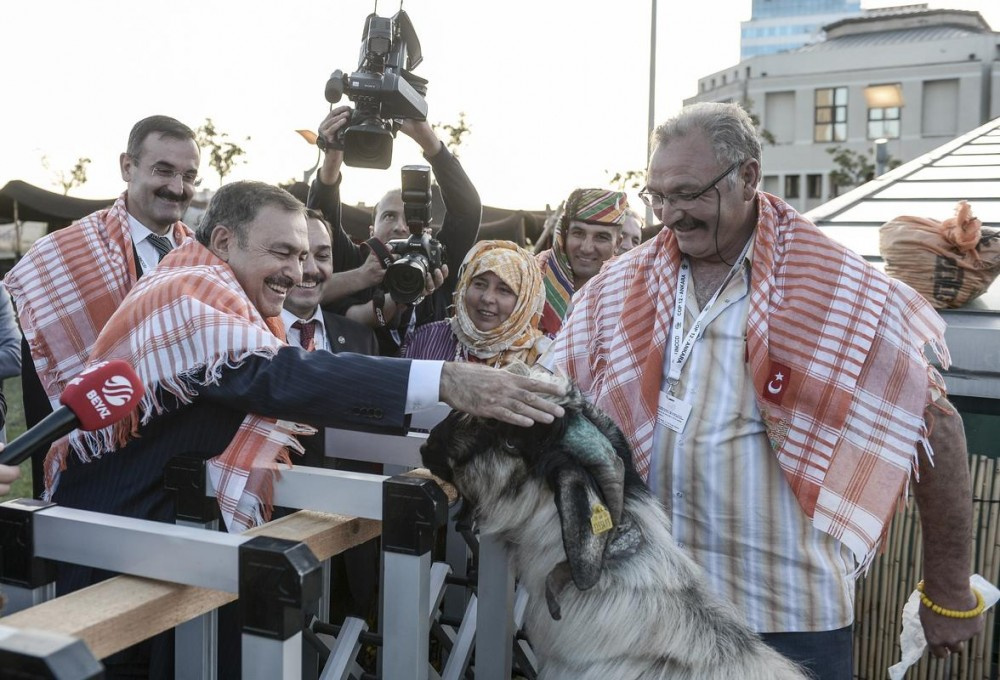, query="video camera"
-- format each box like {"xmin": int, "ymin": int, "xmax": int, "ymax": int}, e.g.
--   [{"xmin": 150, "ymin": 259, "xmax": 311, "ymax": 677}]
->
[
  {"xmin": 320, "ymin": 9, "xmax": 428, "ymax": 169},
  {"xmin": 383, "ymin": 165, "xmax": 446, "ymax": 304}
]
